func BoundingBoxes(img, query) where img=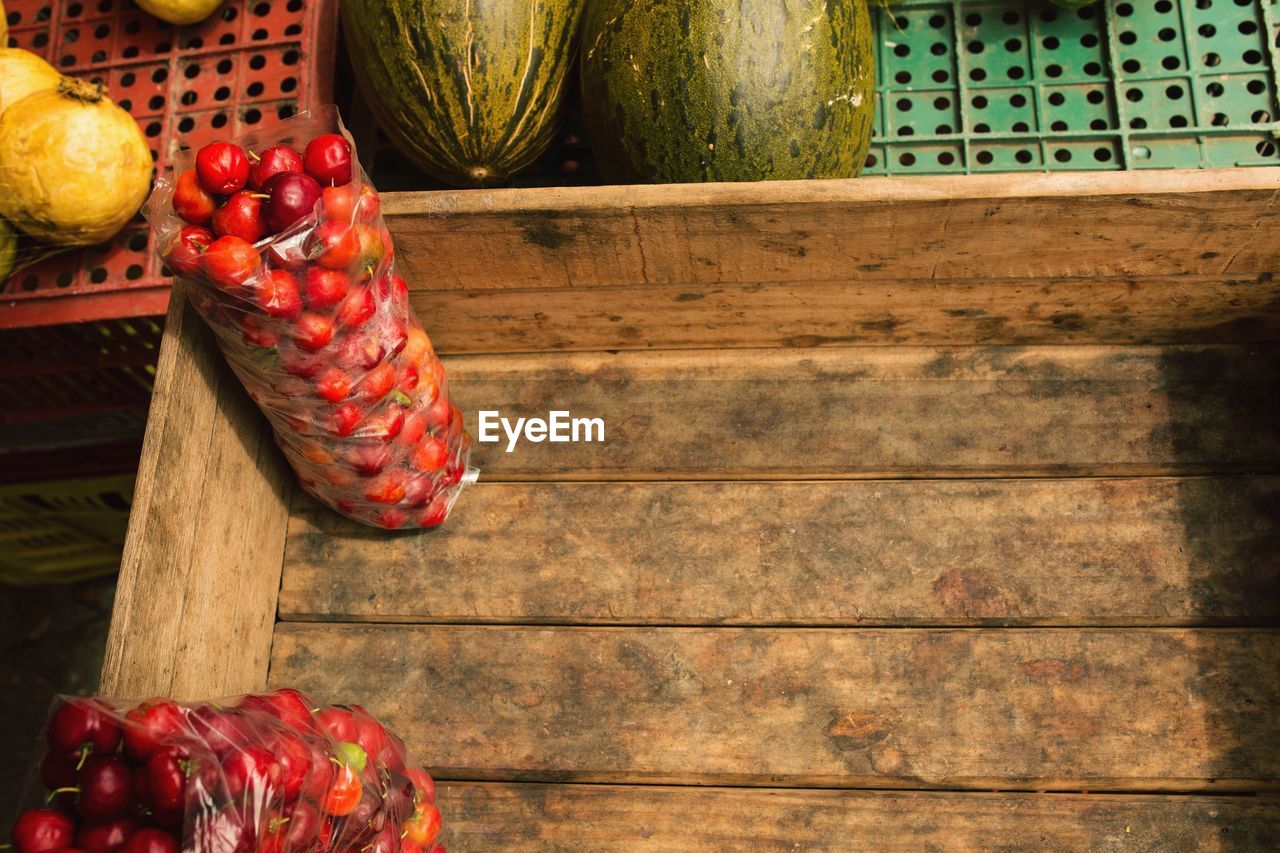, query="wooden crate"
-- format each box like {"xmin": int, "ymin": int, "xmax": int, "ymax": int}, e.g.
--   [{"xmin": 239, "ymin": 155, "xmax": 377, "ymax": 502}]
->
[{"xmin": 103, "ymin": 169, "xmax": 1280, "ymax": 849}]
